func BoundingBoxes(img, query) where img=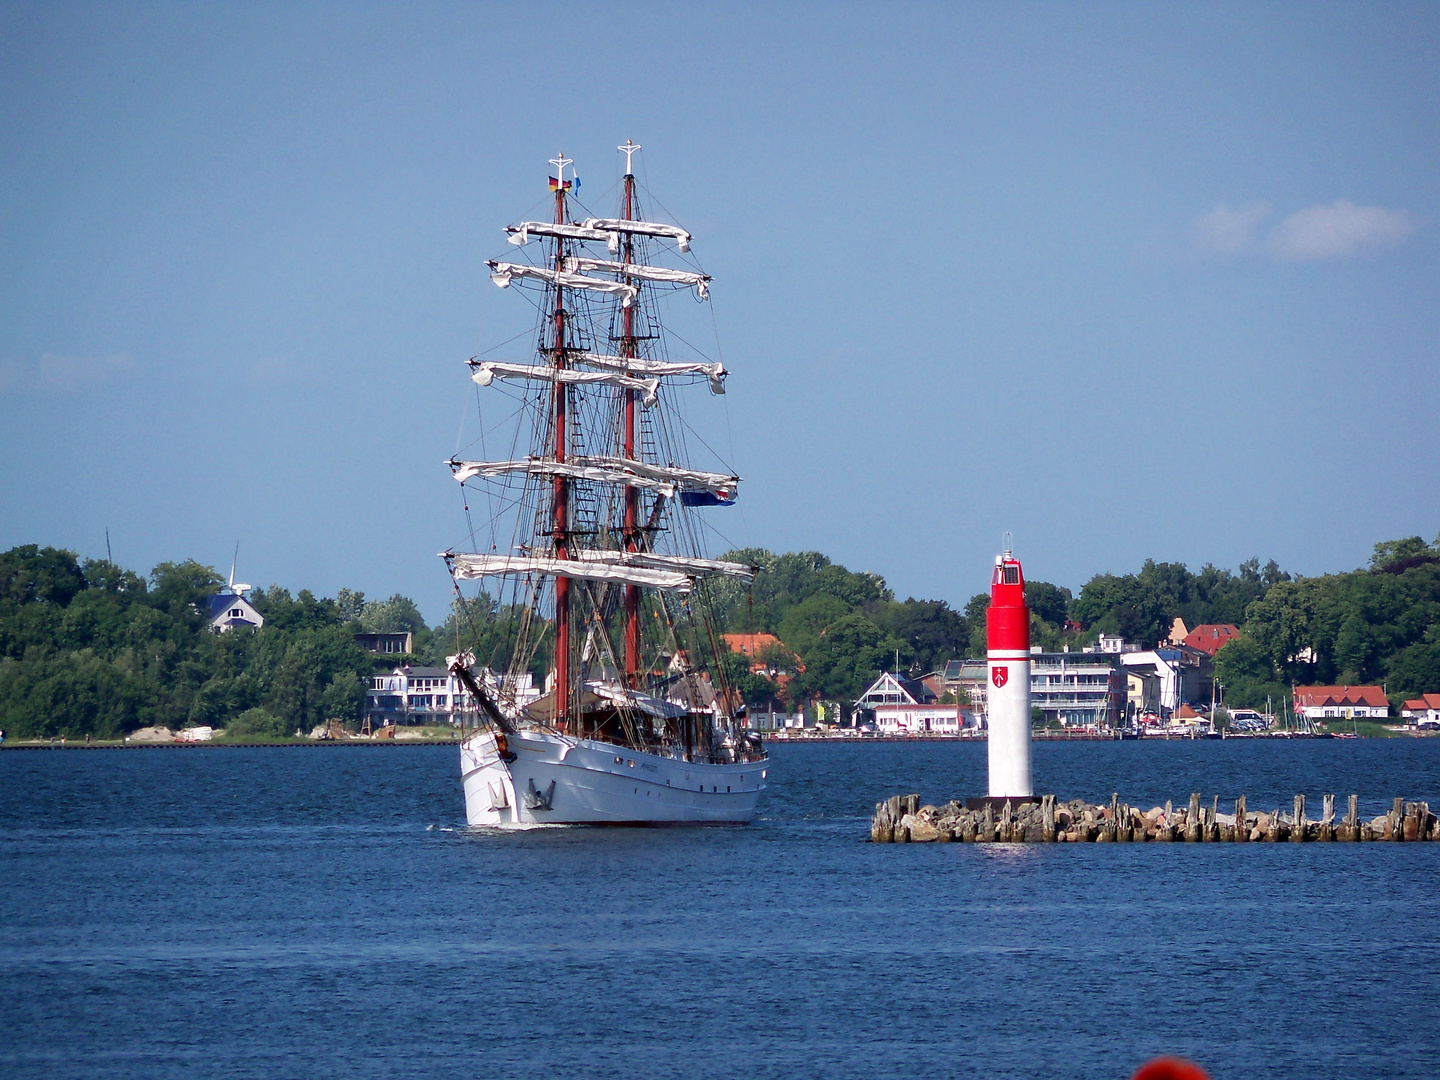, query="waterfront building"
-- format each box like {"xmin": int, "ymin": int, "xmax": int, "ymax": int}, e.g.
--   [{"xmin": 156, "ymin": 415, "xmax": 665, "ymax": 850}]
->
[
  {"xmin": 852, "ymin": 671, "xmax": 938, "ymax": 725},
  {"xmin": 938, "ymin": 655, "xmax": 1125, "ymax": 729},
  {"xmin": 1401, "ymin": 694, "xmax": 1440, "ymax": 727},
  {"xmin": 1293, "ymin": 685, "xmax": 1389, "ymax": 721},
  {"xmin": 873, "ymin": 702, "xmax": 976, "ymax": 735},
  {"xmin": 364, "ymin": 664, "xmax": 539, "ymax": 727},
  {"xmin": 1119, "ymin": 648, "xmax": 1210, "ymax": 719},
  {"xmin": 1028, "ymin": 652, "xmax": 1126, "ymax": 727}
]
